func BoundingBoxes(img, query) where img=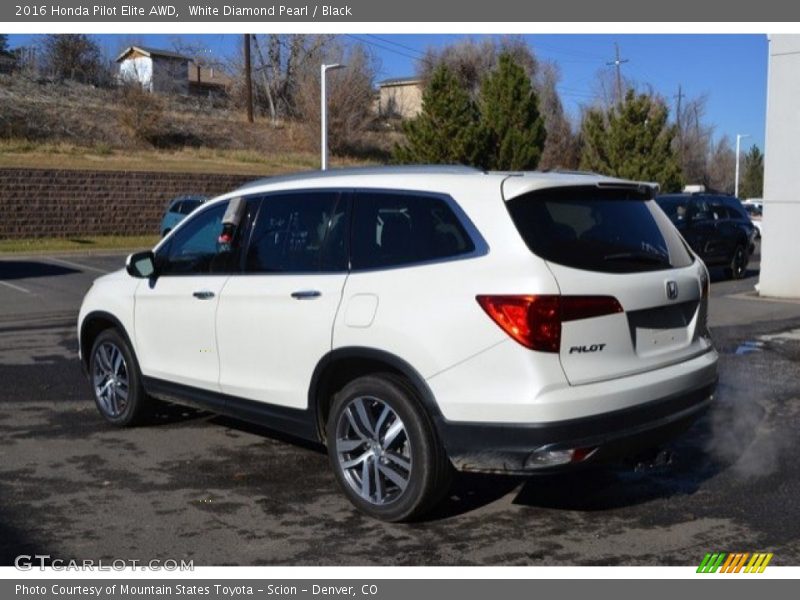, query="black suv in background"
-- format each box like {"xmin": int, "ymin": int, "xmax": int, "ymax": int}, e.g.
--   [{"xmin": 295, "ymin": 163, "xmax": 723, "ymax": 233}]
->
[{"xmin": 656, "ymin": 192, "xmax": 757, "ymax": 279}]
